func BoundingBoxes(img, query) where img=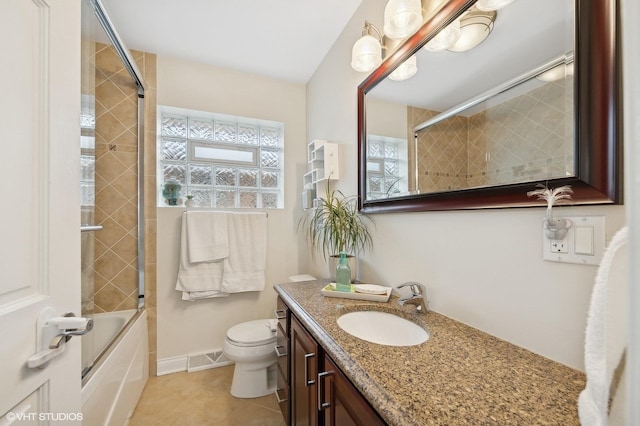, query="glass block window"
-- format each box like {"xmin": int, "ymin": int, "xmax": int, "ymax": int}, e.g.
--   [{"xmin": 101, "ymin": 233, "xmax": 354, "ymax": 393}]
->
[
  {"xmin": 80, "ymin": 94, "xmax": 96, "ymax": 207},
  {"xmin": 366, "ymin": 135, "xmax": 408, "ymax": 200},
  {"xmin": 158, "ymin": 105, "xmax": 284, "ymax": 208}
]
